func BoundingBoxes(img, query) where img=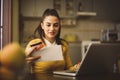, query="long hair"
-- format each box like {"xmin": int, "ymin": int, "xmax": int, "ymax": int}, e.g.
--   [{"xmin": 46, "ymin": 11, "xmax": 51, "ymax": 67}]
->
[{"xmin": 34, "ymin": 9, "xmax": 62, "ymax": 45}]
